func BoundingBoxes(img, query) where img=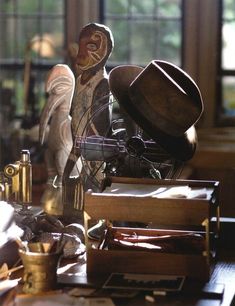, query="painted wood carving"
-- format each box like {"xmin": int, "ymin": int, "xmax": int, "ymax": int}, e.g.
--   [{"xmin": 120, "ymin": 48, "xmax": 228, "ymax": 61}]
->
[
  {"xmin": 63, "ymin": 23, "xmax": 114, "ymax": 210},
  {"xmin": 39, "ymin": 64, "xmax": 80, "ymax": 215}
]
